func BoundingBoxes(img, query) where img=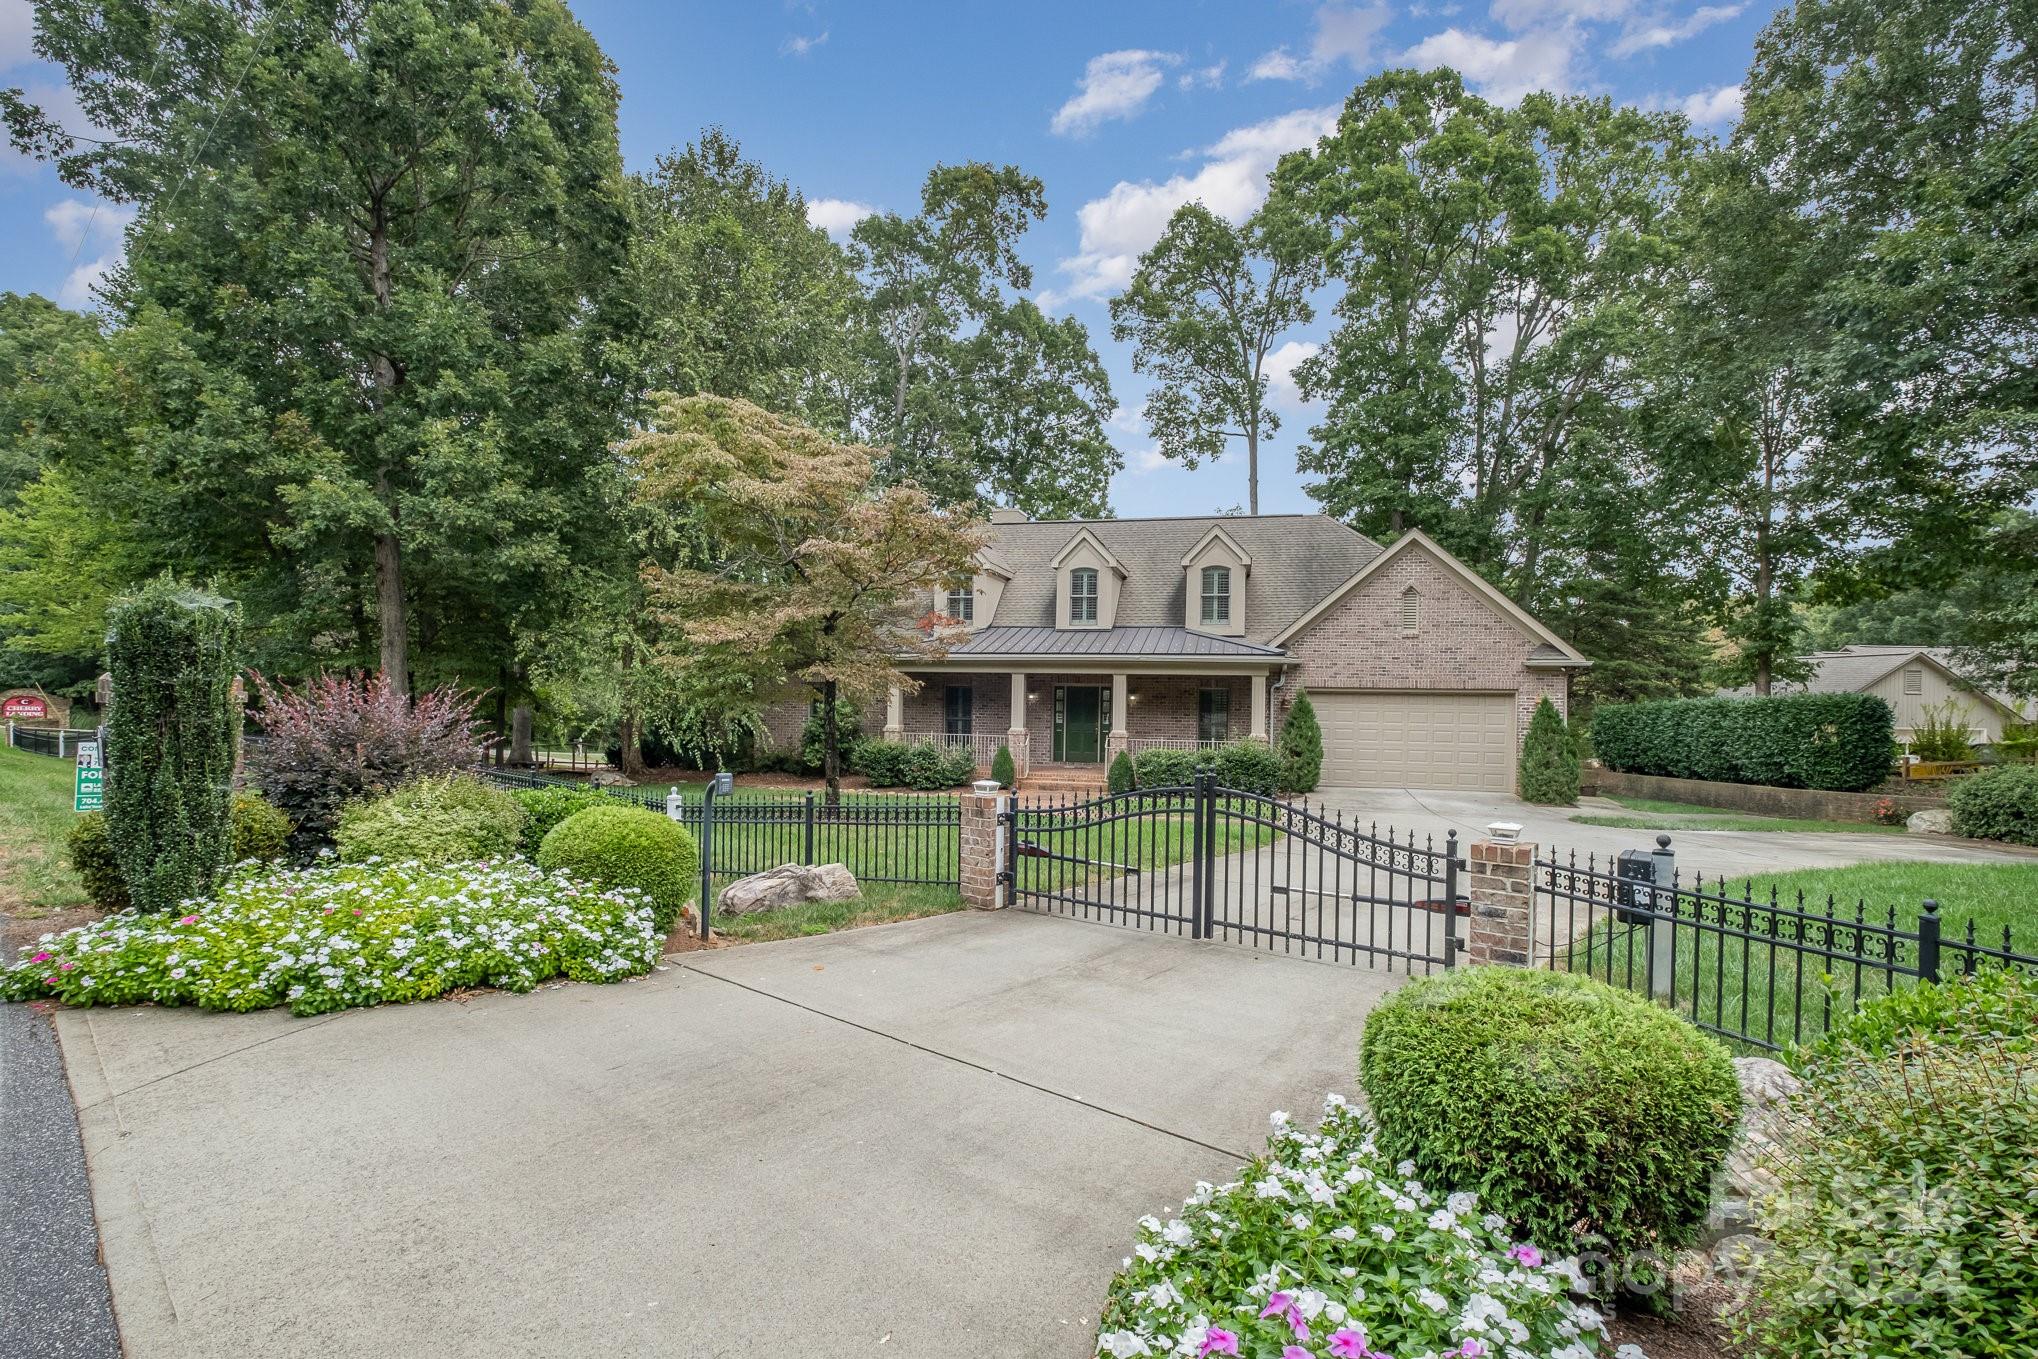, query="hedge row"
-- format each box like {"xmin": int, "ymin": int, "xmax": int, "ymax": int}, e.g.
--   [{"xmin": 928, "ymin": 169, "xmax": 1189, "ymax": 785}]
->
[{"xmin": 1590, "ymin": 693, "xmax": 1894, "ymax": 792}]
